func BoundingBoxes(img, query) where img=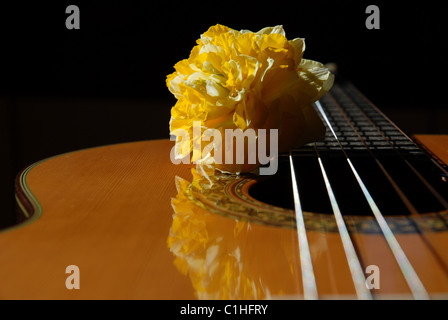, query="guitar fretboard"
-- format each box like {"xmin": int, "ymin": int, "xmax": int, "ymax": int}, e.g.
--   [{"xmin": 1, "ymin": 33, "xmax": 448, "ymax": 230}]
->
[{"xmin": 316, "ymin": 83, "xmax": 422, "ymax": 154}]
